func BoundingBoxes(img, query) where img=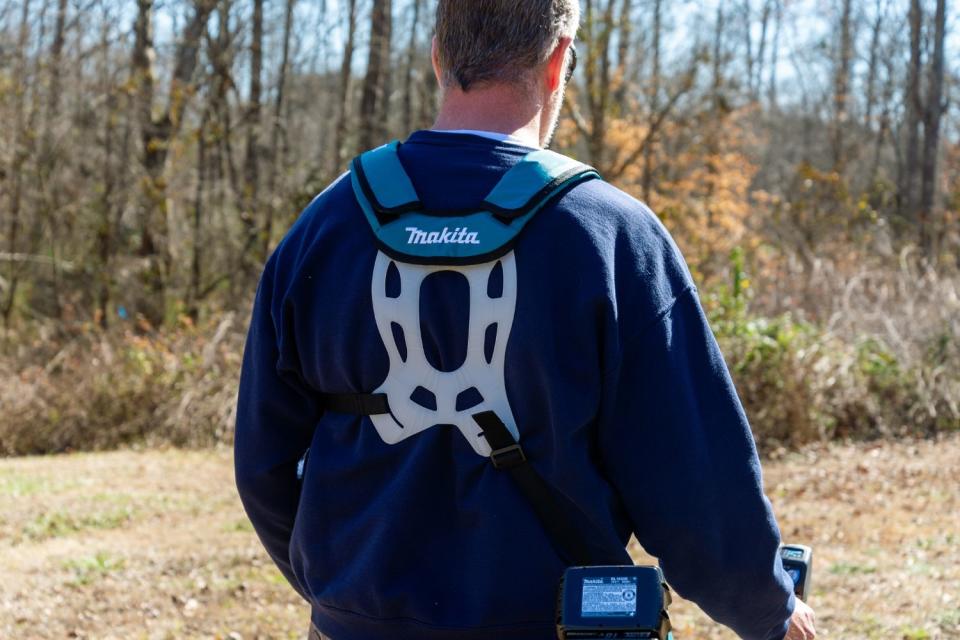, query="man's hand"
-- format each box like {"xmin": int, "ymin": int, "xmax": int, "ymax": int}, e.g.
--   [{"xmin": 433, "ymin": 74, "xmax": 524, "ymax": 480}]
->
[{"xmin": 784, "ymin": 598, "xmax": 816, "ymax": 639}]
